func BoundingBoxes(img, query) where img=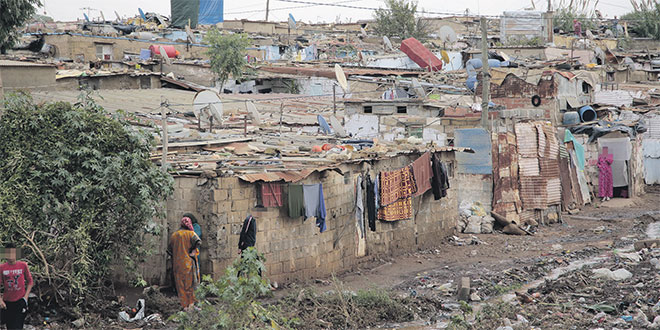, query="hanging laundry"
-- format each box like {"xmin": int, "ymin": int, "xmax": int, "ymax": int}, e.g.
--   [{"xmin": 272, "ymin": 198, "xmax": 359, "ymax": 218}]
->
[
  {"xmin": 374, "ymin": 173, "xmax": 380, "ymax": 210},
  {"xmin": 598, "ymin": 148, "xmax": 614, "ymax": 199},
  {"xmin": 411, "ymin": 152, "xmax": 433, "ymax": 197},
  {"xmin": 355, "ymin": 175, "xmax": 365, "ymax": 238},
  {"xmin": 378, "ymin": 197, "xmax": 413, "ymax": 221},
  {"xmin": 303, "ymin": 184, "xmax": 327, "ymax": 232},
  {"xmin": 366, "ymin": 174, "xmax": 377, "ymax": 231},
  {"xmin": 379, "ymin": 165, "xmax": 417, "ymax": 206},
  {"xmin": 431, "ymin": 153, "xmax": 450, "ymax": 200},
  {"xmin": 287, "ymin": 184, "xmax": 305, "ymax": 218},
  {"xmin": 260, "ymin": 183, "xmax": 283, "ymax": 207}
]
